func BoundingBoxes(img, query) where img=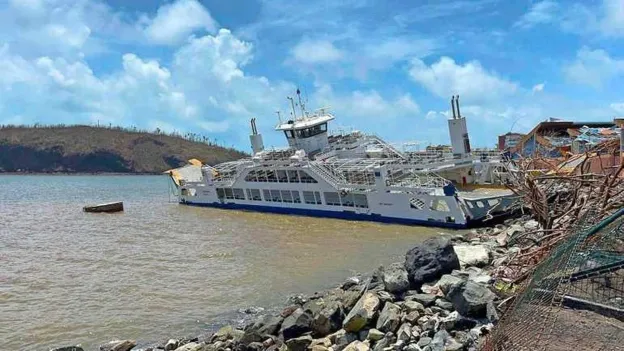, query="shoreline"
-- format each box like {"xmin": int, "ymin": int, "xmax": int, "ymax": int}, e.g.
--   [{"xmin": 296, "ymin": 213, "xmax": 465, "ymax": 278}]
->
[{"xmin": 49, "ymin": 217, "xmax": 534, "ymax": 351}]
